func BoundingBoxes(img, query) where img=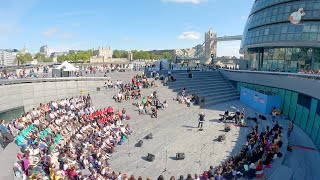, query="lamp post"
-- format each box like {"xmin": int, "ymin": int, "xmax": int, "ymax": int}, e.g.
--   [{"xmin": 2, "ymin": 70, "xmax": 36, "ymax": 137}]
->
[
  {"xmin": 74, "ymin": 52, "xmax": 77, "ymax": 64},
  {"xmin": 17, "ymin": 54, "xmax": 20, "ymax": 67},
  {"xmin": 211, "ymin": 54, "xmax": 215, "ymax": 67}
]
